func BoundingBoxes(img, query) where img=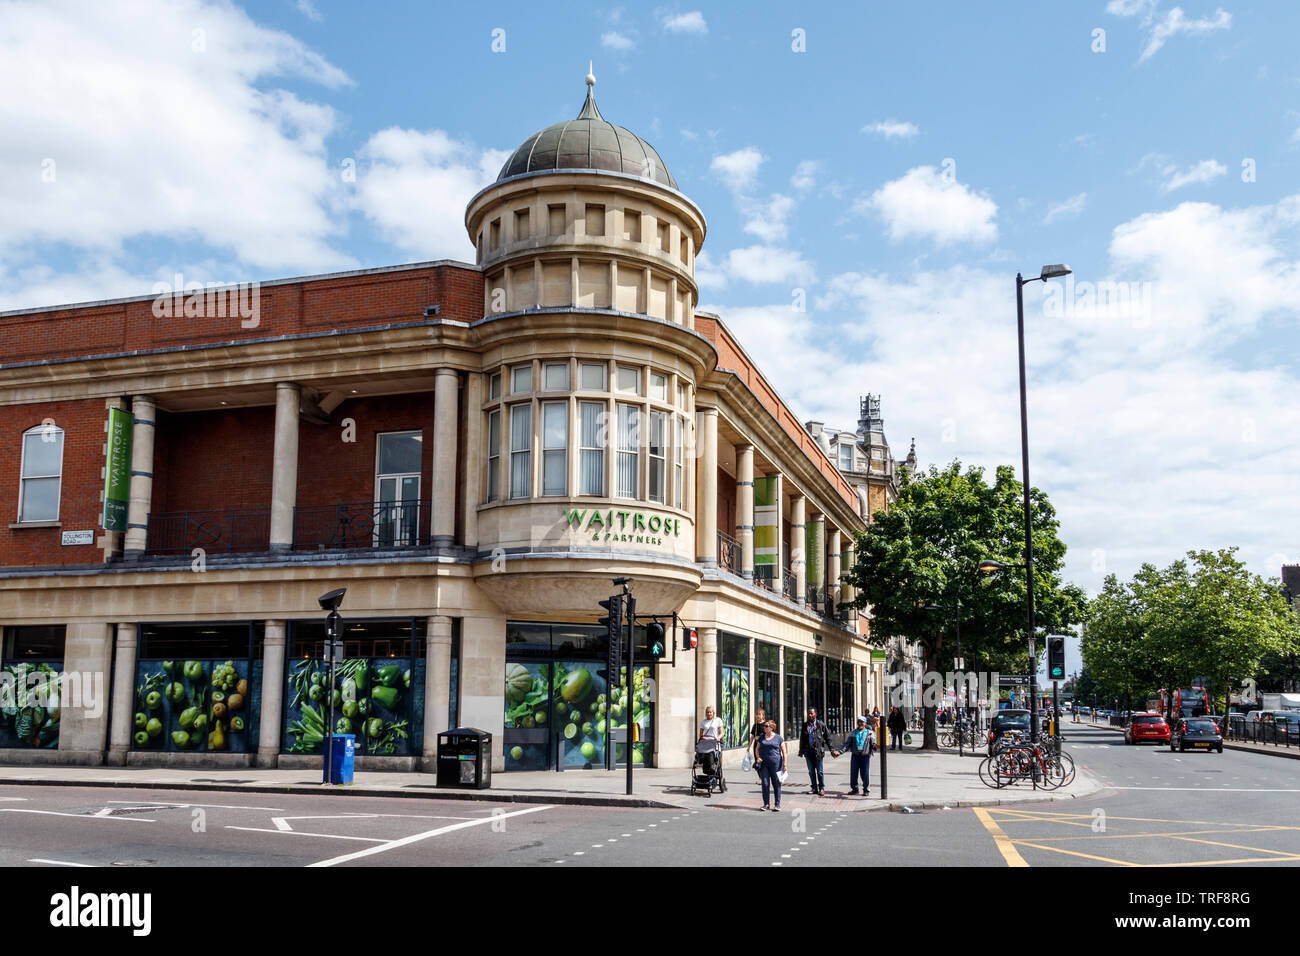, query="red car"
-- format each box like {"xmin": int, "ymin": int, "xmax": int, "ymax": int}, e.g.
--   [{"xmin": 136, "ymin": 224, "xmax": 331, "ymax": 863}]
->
[{"xmin": 1125, "ymin": 712, "xmax": 1171, "ymax": 745}]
